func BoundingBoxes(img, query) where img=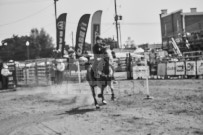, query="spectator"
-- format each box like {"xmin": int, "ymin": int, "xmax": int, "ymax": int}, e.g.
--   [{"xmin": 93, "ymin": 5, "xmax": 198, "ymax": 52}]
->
[
  {"xmin": 0, "ymin": 61, "xmax": 3, "ymax": 90},
  {"xmin": 1, "ymin": 63, "xmax": 12, "ymax": 89}
]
